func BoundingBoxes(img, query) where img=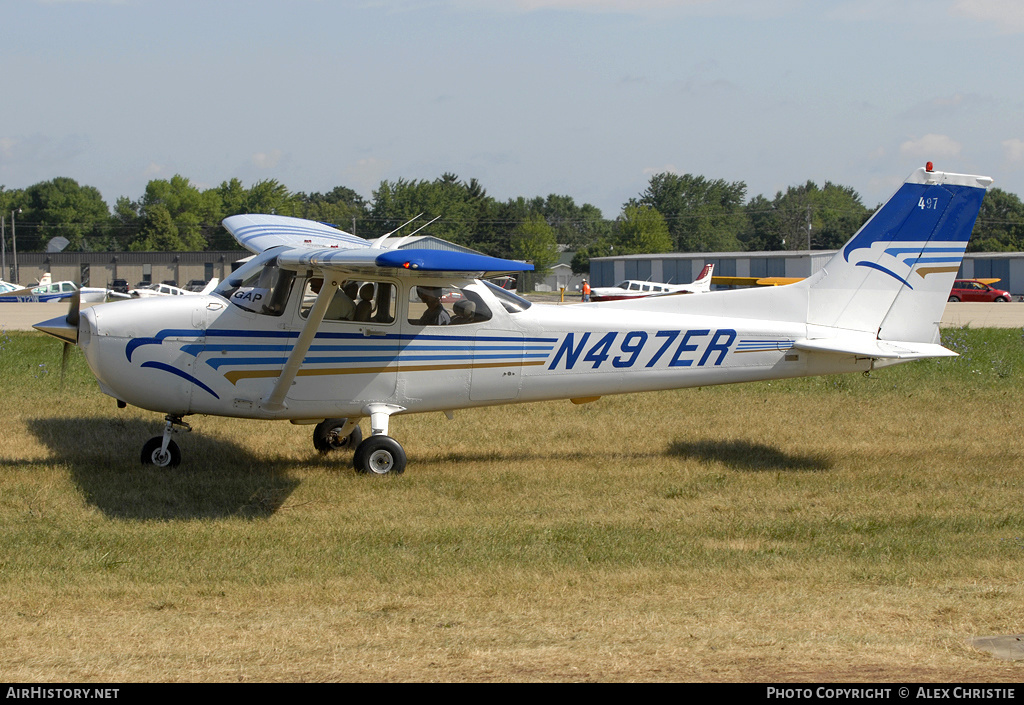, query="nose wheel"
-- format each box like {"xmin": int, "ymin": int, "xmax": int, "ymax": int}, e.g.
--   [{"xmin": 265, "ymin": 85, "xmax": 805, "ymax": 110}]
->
[
  {"xmin": 141, "ymin": 415, "xmax": 190, "ymax": 468},
  {"xmin": 141, "ymin": 437, "xmax": 181, "ymax": 467}
]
